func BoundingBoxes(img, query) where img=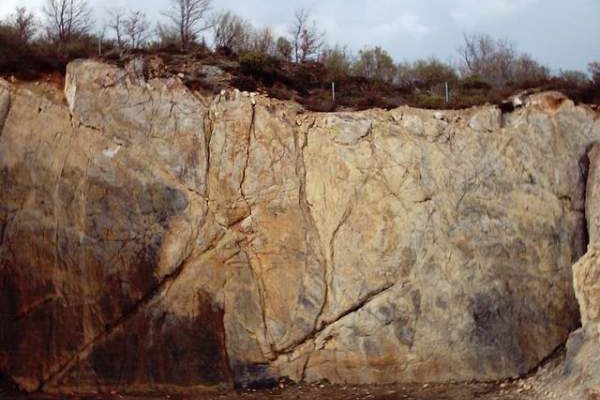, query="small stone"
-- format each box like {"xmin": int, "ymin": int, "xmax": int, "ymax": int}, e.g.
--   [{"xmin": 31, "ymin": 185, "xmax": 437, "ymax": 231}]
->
[{"xmin": 513, "ymin": 96, "xmax": 524, "ymax": 107}]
